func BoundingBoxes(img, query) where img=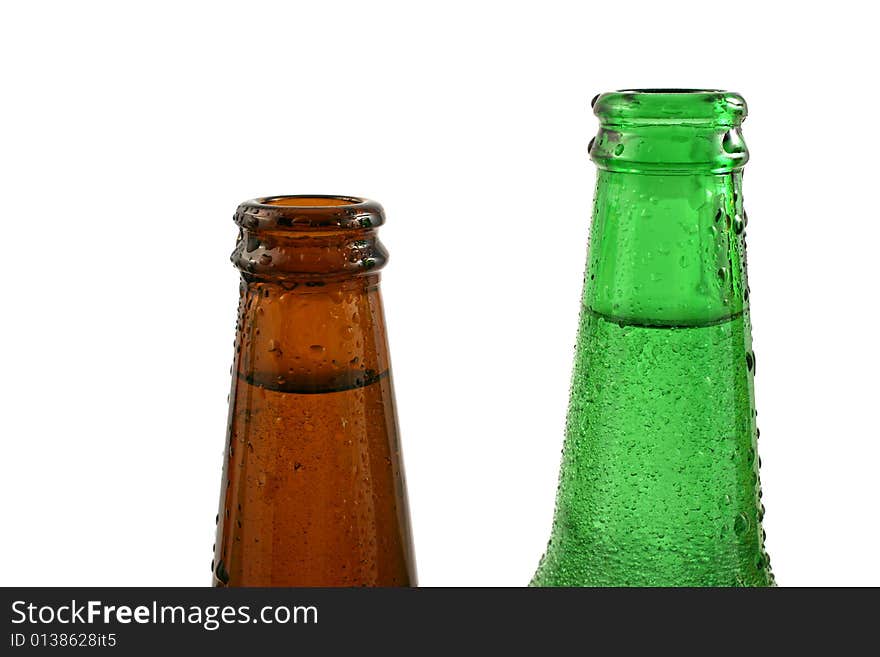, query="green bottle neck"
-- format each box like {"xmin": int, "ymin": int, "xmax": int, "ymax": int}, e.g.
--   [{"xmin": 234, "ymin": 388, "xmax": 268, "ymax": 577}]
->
[
  {"xmin": 584, "ymin": 170, "xmax": 748, "ymax": 327},
  {"xmin": 585, "ymin": 91, "xmax": 750, "ymax": 327}
]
